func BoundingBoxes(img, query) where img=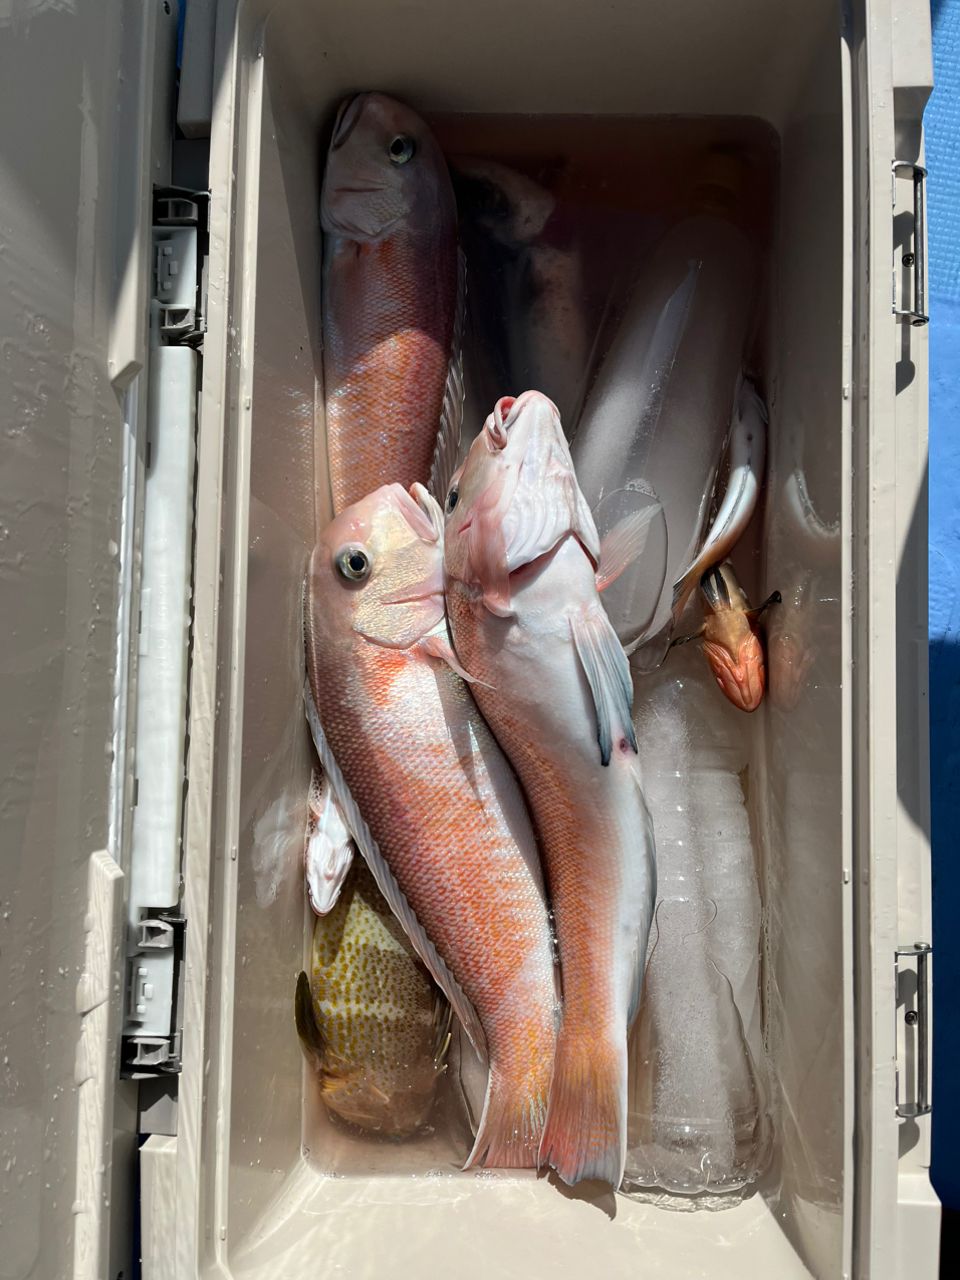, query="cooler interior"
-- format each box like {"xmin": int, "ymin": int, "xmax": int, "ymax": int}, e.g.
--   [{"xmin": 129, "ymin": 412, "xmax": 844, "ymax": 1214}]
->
[{"xmin": 195, "ymin": 0, "xmax": 848, "ymax": 1275}]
